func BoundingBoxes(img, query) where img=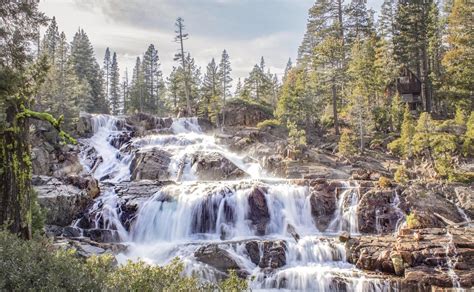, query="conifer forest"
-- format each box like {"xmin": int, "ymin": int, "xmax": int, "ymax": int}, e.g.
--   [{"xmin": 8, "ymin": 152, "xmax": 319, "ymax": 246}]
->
[{"xmin": 0, "ymin": 0, "xmax": 473, "ymax": 291}]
